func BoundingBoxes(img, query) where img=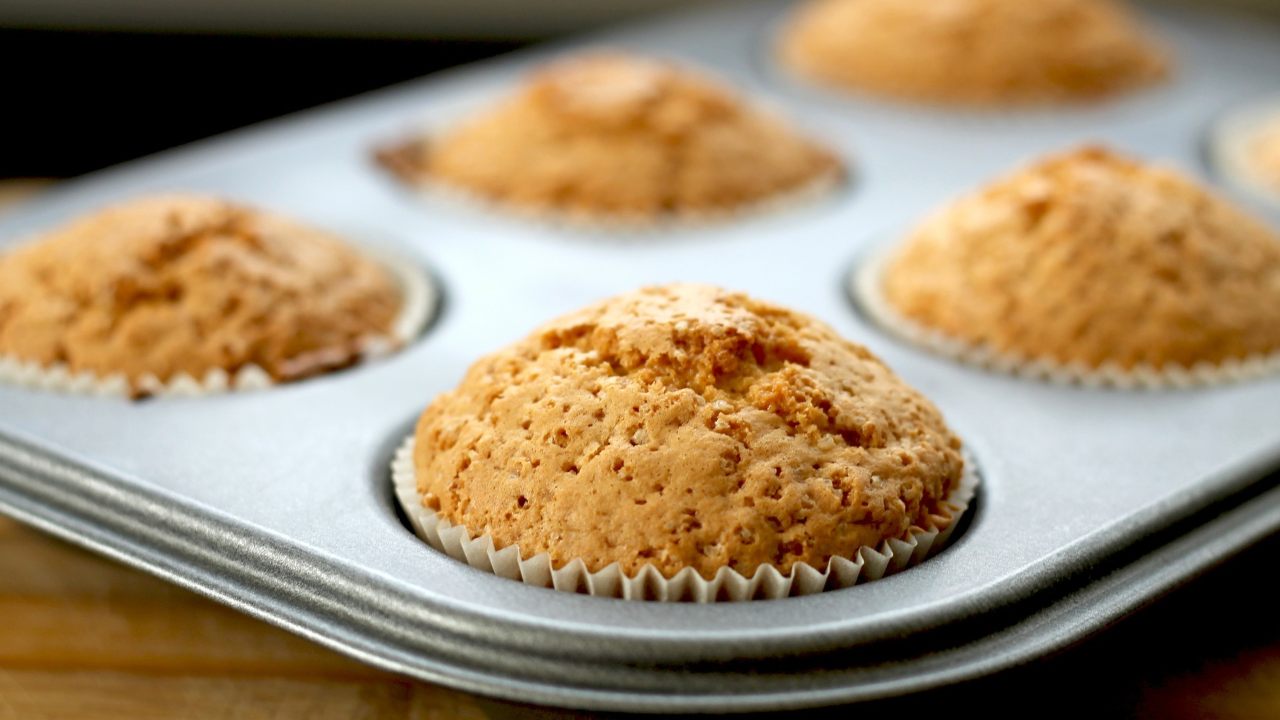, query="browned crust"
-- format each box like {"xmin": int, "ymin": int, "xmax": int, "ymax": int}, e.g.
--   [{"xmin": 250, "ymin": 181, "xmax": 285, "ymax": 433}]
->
[
  {"xmin": 882, "ymin": 145, "xmax": 1280, "ymax": 370},
  {"xmin": 412, "ymin": 284, "xmax": 964, "ymax": 579},
  {"xmin": 372, "ymin": 53, "xmax": 846, "ymax": 220},
  {"xmin": 0, "ymin": 194, "xmax": 403, "ymax": 397}
]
